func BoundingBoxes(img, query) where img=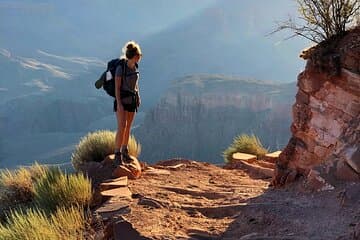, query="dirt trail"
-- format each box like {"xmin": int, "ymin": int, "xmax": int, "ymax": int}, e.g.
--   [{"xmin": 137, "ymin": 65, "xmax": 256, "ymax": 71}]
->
[{"xmin": 108, "ymin": 159, "xmax": 360, "ymax": 239}]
